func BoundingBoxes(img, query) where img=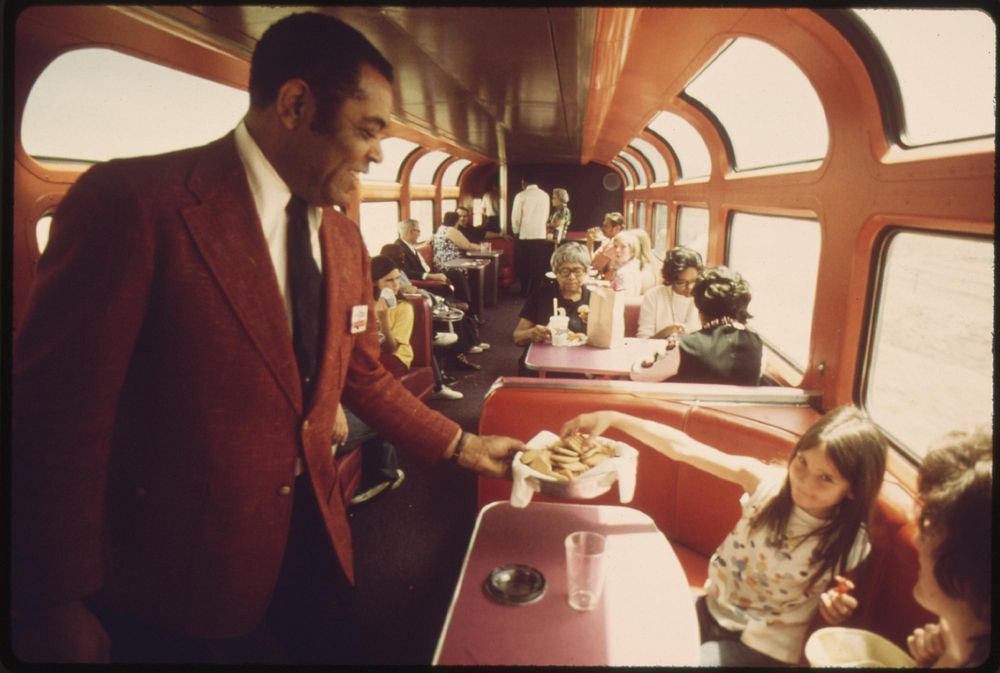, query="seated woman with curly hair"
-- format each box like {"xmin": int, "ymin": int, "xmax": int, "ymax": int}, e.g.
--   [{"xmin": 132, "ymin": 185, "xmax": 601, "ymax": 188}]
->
[
  {"xmin": 905, "ymin": 427, "xmax": 991, "ymax": 668},
  {"xmin": 630, "ymin": 266, "xmax": 763, "ymax": 385},
  {"xmin": 637, "ymin": 246, "xmax": 704, "ymax": 338}
]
